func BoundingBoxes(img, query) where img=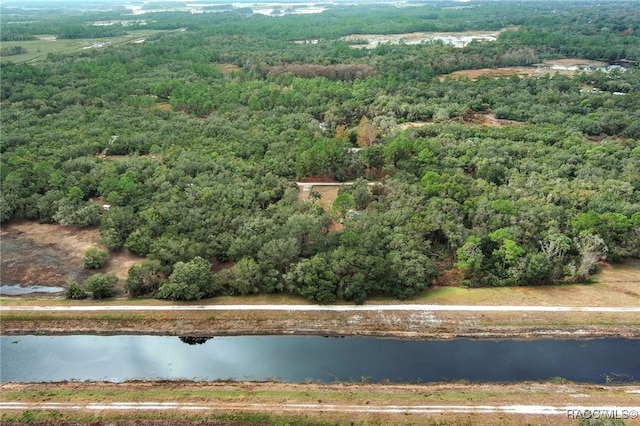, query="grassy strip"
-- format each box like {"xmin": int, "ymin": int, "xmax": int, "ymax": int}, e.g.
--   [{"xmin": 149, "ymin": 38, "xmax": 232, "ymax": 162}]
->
[
  {"xmin": 3, "ymin": 381, "xmax": 638, "ymax": 404},
  {"xmin": 2, "ymin": 309, "xmax": 639, "ymax": 326},
  {"xmin": 0, "ymin": 410, "xmax": 329, "ymax": 426},
  {"xmin": 0, "ymin": 387, "xmax": 507, "ymax": 404},
  {"xmin": 0, "ymin": 410, "xmax": 600, "ymax": 426}
]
